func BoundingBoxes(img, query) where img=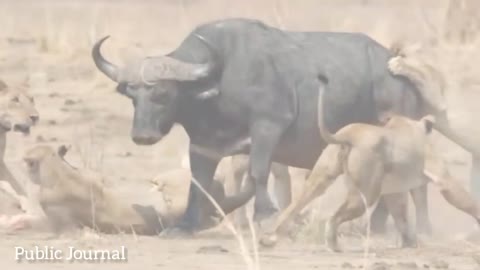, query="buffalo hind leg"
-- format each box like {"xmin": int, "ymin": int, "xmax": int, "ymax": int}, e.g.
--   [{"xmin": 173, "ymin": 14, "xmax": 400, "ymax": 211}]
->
[
  {"xmin": 383, "ymin": 192, "xmax": 417, "ymax": 248},
  {"xmin": 250, "ymin": 121, "xmax": 286, "ymax": 224},
  {"xmin": 410, "ymin": 184, "xmax": 432, "ymax": 235}
]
